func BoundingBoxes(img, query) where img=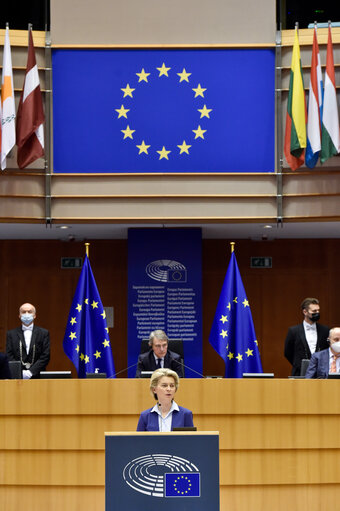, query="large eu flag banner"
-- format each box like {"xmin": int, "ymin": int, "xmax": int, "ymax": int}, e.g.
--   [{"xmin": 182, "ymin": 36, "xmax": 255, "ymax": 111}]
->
[
  {"xmin": 209, "ymin": 251, "xmax": 262, "ymax": 378},
  {"xmin": 63, "ymin": 255, "xmax": 115, "ymax": 378},
  {"xmin": 52, "ymin": 48, "xmax": 275, "ymax": 173}
]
